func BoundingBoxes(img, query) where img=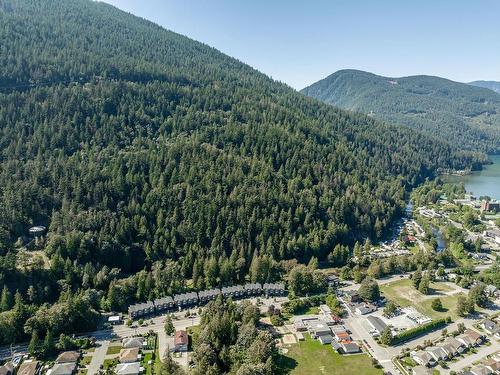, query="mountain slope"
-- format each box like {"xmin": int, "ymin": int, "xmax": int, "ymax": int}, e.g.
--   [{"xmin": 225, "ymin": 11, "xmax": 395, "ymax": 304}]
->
[
  {"xmin": 302, "ymin": 69, "xmax": 500, "ymax": 153},
  {"xmin": 469, "ymin": 80, "xmax": 500, "ymax": 94},
  {"xmin": 0, "ymin": 0, "xmax": 481, "ymax": 344}
]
